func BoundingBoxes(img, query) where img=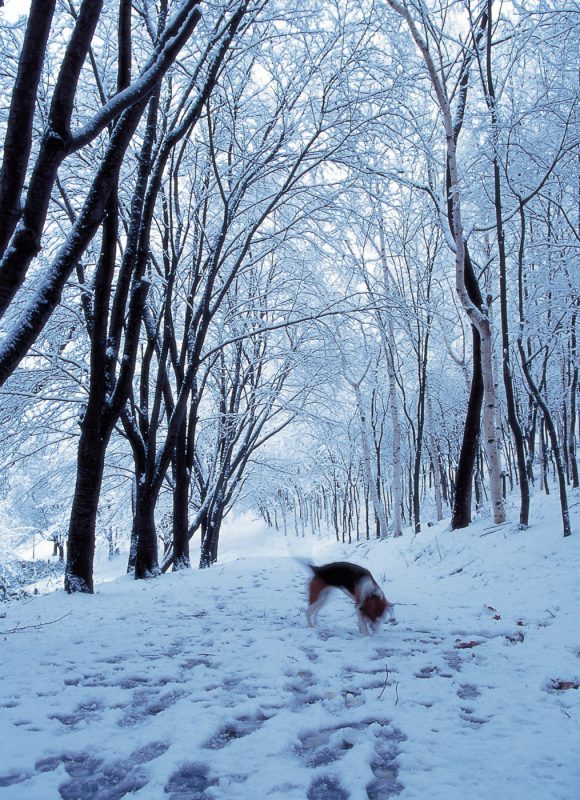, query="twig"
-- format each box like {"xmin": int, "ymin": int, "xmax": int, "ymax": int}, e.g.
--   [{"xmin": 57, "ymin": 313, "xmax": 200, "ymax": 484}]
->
[
  {"xmin": 1, "ymin": 611, "xmax": 72, "ymax": 635},
  {"xmin": 378, "ymin": 663, "xmax": 389, "ymax": 699},
  {"xmin": 394, "ymin": 681, "xmax": 400, "ymax": 706}
]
